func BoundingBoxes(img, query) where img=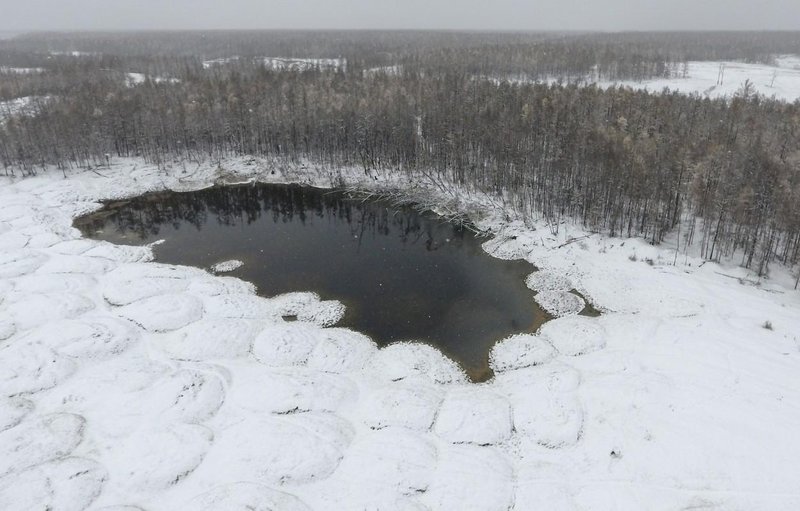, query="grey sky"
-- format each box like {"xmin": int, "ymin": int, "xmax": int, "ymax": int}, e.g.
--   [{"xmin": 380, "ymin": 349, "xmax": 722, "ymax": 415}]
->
[{"xmin": 2, "ymin": 0, "xmax": 799, "ymax": 32}]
